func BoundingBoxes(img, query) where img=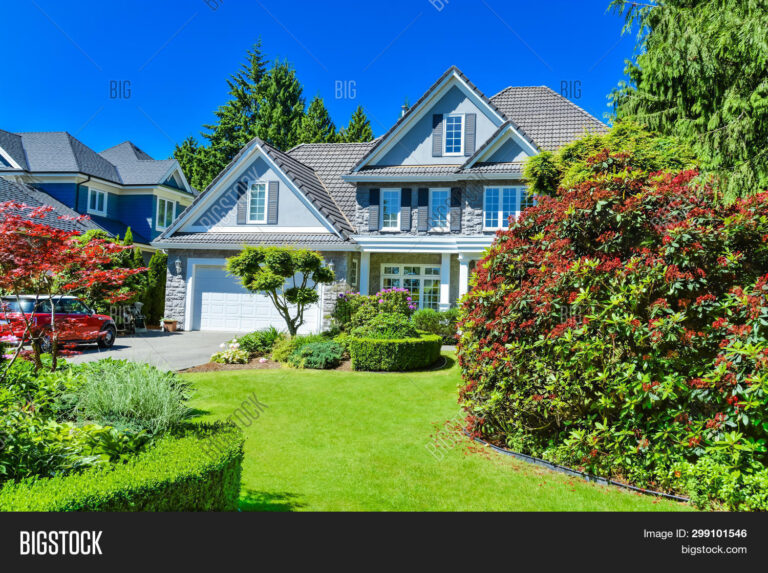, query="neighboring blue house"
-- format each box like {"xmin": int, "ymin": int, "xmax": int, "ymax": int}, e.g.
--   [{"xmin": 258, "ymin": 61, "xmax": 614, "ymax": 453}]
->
[{"xmin": 0, "ymin": 130, "xmax": 196, "ymax": 249}]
